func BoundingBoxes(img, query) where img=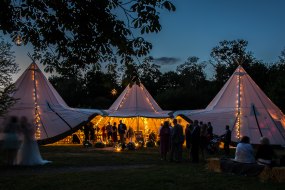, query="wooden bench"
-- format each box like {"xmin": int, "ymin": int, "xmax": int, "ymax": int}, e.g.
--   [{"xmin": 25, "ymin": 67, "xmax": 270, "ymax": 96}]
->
[
  {"xmin": 206, "ymin": 158, "xmax": 221, "ymax": 173},
  {"xmin": 207, "ymin": 158, "xmax": 285, "ymax": 182},
  {"xmin": 259, "ymin": 166, "xmax": 285, "ymax": 182}
]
